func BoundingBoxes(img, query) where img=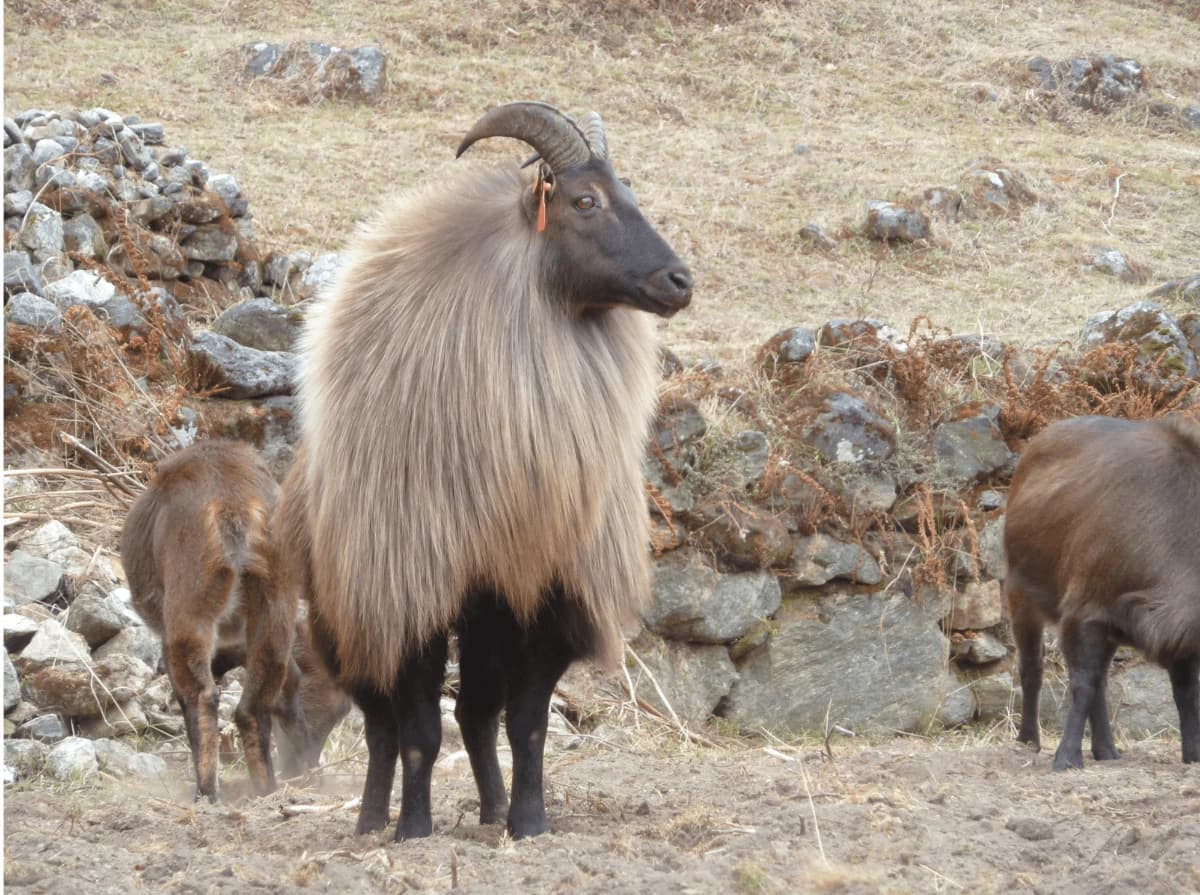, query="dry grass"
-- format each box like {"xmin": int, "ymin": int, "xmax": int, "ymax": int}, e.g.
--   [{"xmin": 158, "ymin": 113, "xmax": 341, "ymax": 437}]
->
[{"xmin": 5, "ymin": 0, "xmax": 1198, "ymax": 366}]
